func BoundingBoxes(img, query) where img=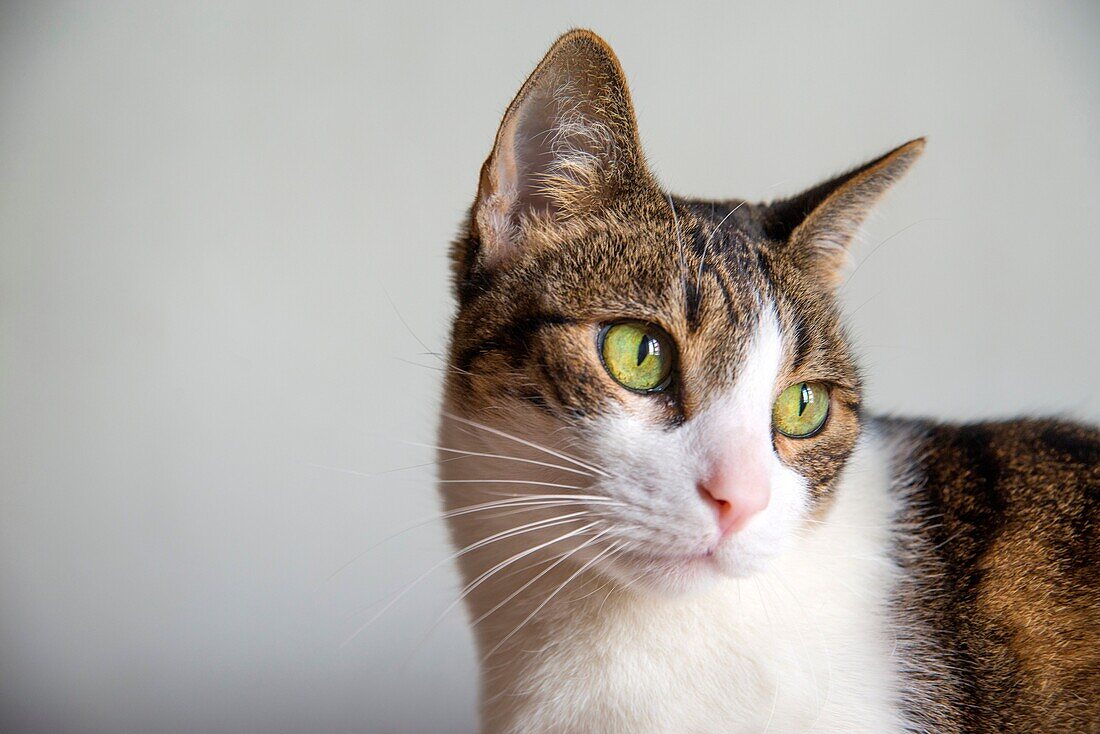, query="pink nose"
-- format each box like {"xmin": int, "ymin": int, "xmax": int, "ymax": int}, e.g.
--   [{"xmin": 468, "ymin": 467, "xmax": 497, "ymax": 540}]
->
[{"xmin": 697, "ymin": 469, "xmax": 770, "ymax": 537}]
